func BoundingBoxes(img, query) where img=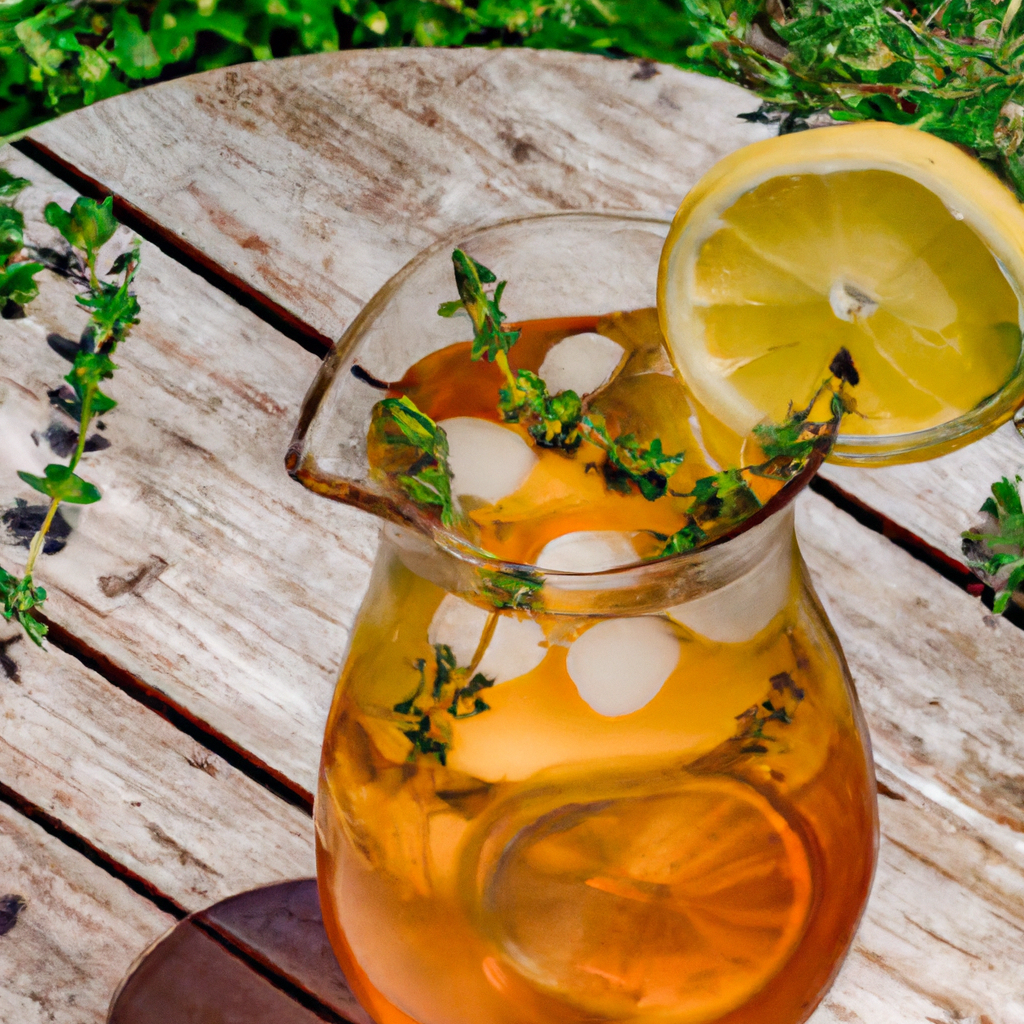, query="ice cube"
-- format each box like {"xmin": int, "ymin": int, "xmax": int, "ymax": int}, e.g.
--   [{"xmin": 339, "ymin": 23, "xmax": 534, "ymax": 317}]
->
[
  {"xmin": 436, "ymin": 417, "xmax": 537, "ymax": 505},
  {"xmin": 535, "ymin": 531, "xmax": 639, "ymax": 573},
  {"xmin": 566, "ymin": 617, "xmax": 680, "ymax": 717},
  {"xmin": 666, "ymin": 540, "xmax": 792, "ymax": 643},
  {"xmin": 428, "ymin": 594, "xmax": 546, "ymax": 684},
  {"xmin": 538, "ymin": 332, "xmax": 625, "ymax": 396}
]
